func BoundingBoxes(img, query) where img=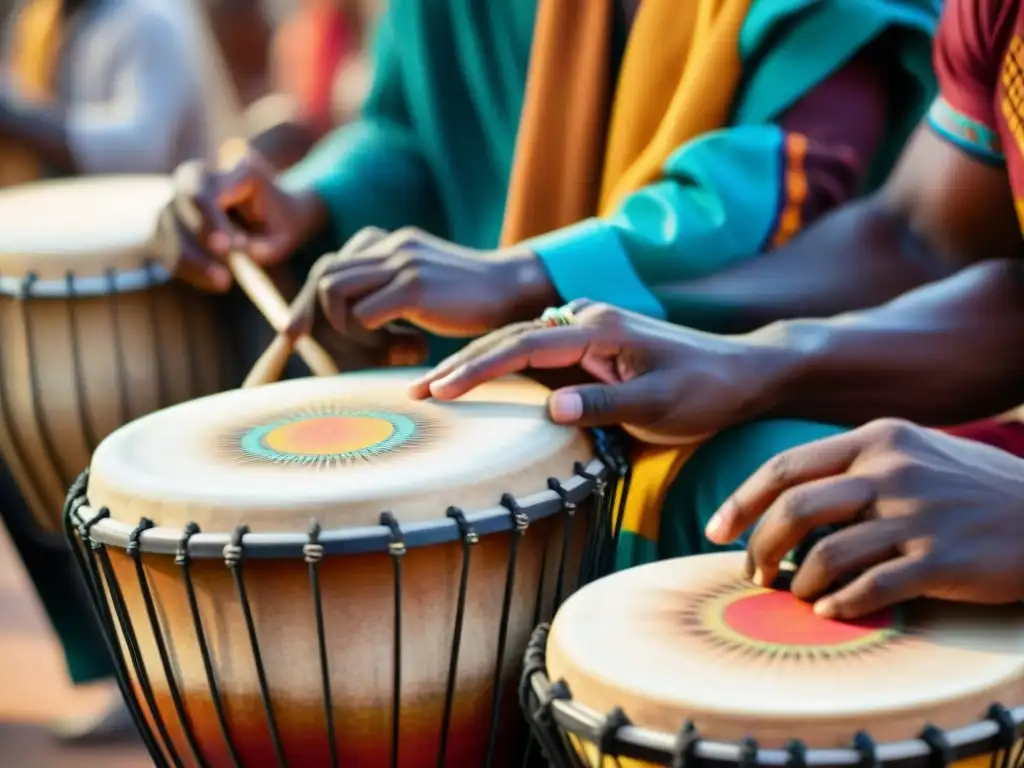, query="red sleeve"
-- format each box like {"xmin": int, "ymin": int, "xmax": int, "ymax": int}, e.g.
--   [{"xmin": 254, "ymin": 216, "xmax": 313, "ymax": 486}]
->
[{"xmin": 927, "ymin": 0, "xmax": 1011, "ymax": 164}]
